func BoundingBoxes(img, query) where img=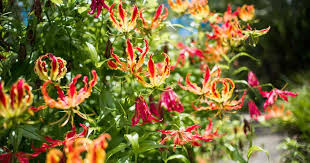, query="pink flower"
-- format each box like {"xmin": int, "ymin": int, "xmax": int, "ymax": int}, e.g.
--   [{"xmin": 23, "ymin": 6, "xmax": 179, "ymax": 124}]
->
[
  {"xmin": 248, "ymin": 71, "xmax": 259, "ymax": 87},
  {"xmin": 260, "ymin": 89, "xmax": 298, "ymax": 109},
  {"xmin": 131, "ymin": 96, "xmax": 161, "ymax": 126},
  {"xmin": 196, "ymin": 119, "xmax": 222, "ymax": 139},
  {"xmin": 157, "ymin": 125, "xmax": 212, "ymax": 151},
  {"xmin": 149, "ymin": 95, "xmax": 161, "ymax": 118},
  {"xmin": 248, "ymin": 100, "xmax": 261, "ymax": 120},
  {"xmin": 247, "ymin": 72, "xmax": 297, "ymax": 109},
  {"xmin": 159, "ymin": 88, "xmax": 184, "ymax": 113},
  {"xmin": 172, "ymin": 42, "xmax": 204, "ymax": 70},
  {"xmin": 89, "ymin": 0, "xmax": 110, "ymax": 18}
]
